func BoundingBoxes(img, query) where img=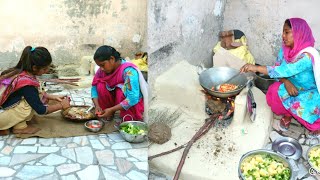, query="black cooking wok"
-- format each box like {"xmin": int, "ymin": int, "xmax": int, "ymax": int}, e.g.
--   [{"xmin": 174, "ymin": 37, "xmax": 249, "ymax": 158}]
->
[{"xmin": 199, "ymin": 67, "xmax": 248, "ymax": 98}]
